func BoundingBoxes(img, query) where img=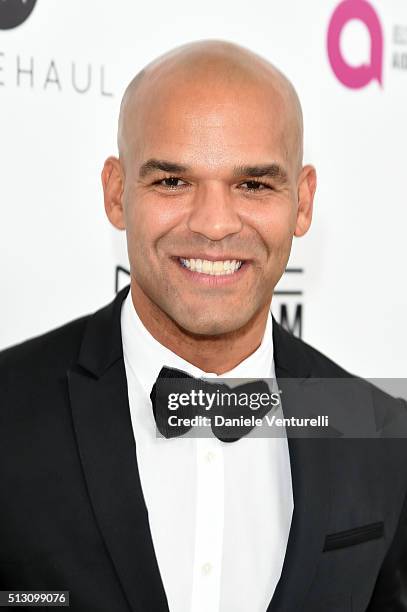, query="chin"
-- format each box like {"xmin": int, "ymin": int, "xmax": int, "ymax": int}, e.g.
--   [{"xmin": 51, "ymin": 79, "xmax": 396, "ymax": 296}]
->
[{"xmin": 173, "ymin": 310, "xmax": 249, "ymax": 337}]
